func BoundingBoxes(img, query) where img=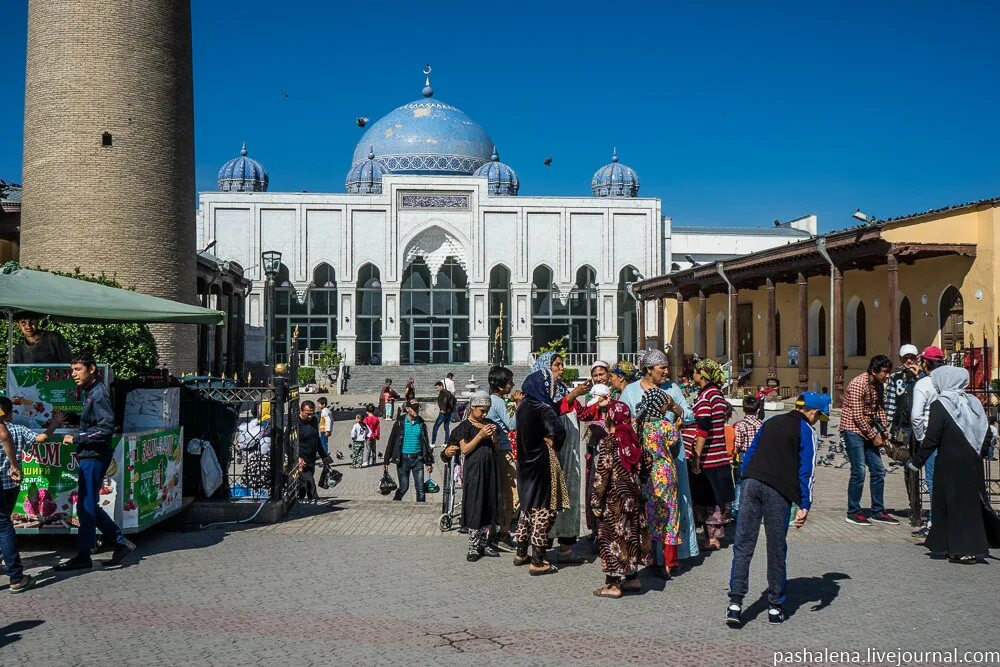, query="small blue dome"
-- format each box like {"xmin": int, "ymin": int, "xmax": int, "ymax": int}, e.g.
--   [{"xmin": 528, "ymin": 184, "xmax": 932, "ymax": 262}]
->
[
  {"xmin": 218, "ymin": 143, "xmax": 269, "ymax": 192},
  {"xmin": 473, "ymin": 147, "xmax": 519, "ymax": 196},
  {"xmin": 591, "ymin": 149, "xmax": 639, "ymax": 198},
  {"xmin": 346, "ymin": 147, "xmax": 385, "ymax": 194}
]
